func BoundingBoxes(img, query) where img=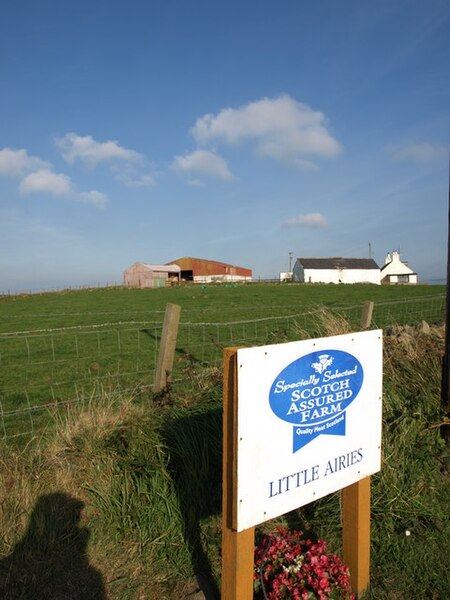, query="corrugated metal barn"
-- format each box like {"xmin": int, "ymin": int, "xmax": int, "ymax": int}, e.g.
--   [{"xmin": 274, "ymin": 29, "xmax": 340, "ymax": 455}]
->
[
  {"xmin": 166, "ymin": 257, "xmax": 252, "ymax": 283},
  {"xmin": 123, "ymin": 263, "xmax": 181, "ymax": 288}
]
